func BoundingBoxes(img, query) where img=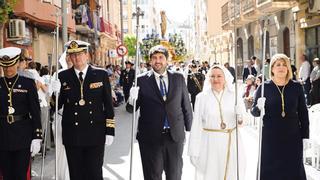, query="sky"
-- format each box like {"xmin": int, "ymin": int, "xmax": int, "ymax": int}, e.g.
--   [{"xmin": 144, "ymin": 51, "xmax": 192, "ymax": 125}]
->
[{"xmin": 155, "ymin": 0, "xmax": 194, "ymax": 24}]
